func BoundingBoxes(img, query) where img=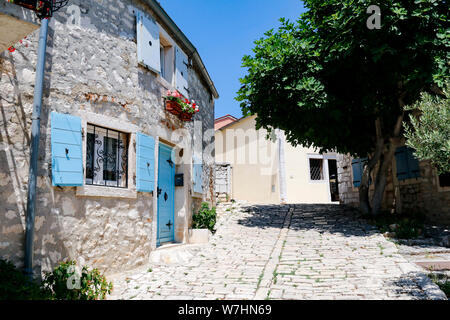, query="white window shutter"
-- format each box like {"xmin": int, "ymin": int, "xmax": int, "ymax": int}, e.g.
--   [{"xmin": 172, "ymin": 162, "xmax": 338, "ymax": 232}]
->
[
  {"xmin": 175, "ymin": 46, "xmax": 189, "ymax": 97},
  {"xmin": 136, "ymin": 10, "xmax": 161, "ymax": 73}
]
